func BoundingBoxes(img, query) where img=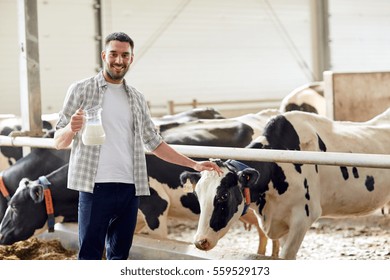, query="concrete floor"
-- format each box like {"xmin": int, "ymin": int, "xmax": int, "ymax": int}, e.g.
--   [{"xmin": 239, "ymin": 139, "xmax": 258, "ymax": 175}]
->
[{"xmin": 37, "ymin": 222, "xmax": 276, "ymax": 260}]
